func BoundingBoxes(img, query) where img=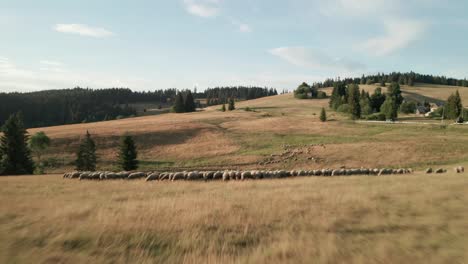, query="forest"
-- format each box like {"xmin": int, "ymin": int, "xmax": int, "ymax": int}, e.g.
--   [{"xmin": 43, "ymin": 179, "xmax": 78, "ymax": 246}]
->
[{"xmin": 0, "ymin": 86, "xmax": 277, "ymax": 128}]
